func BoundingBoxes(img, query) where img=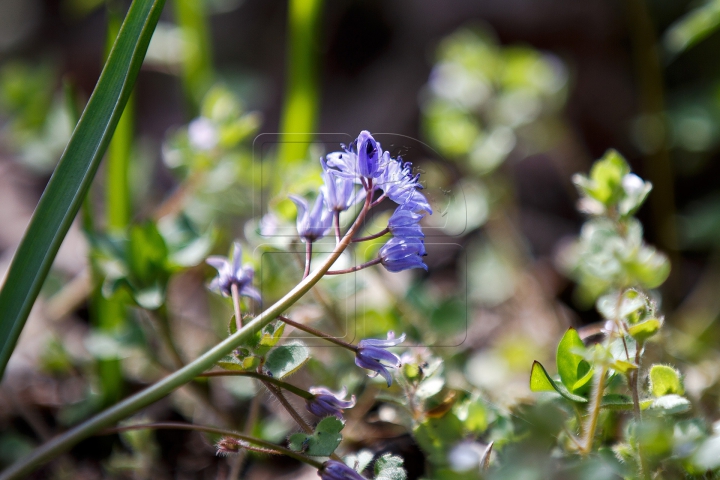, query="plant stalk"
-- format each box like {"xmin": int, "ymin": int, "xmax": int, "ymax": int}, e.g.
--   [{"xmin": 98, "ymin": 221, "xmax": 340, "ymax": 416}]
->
[
  {"xmin": 278, "ymin": 315, "xmax": 357, "ymax": 352},
  {"xmin": 580, "ymin": 365, "xmax": 608, "ymax": 455},
  {"xmin": 200, "ymin": 371, "xmax": 314, "ymax": 400},
  {"xmin": 102, "ymin": 422, "xmax": 323, "ymax": 468}
]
